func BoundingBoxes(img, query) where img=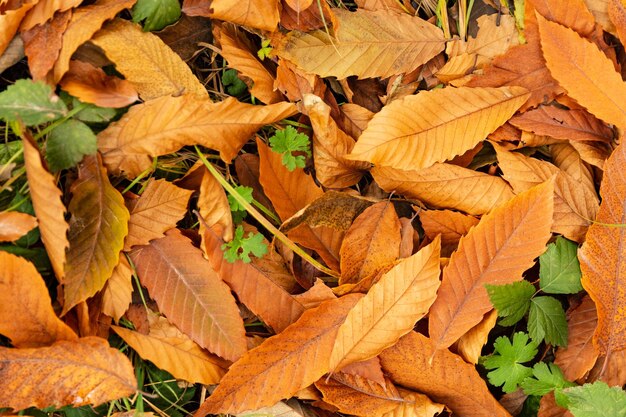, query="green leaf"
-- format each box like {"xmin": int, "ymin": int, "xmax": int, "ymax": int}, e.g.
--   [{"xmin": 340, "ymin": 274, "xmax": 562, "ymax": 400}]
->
[
  {"xmin": 528, "ymin": 296, "xmax": 568, "ymax": 346},
  {"xmin": 486, "ymin": 281, "xmax": 535, "ymax": 326},
  {"xmin": 268, "ymin": 126, "xmax": 311, "ymax": 172},
  {"xmin": 0, "ymin": 79, "xmax": 67, "ymax": 126},
  {"xmin": 131, "ymin": 0, "xmax": 181, "ymax": 32},
  {"xmin": 227, "ymin": 186, "xmax": 253, "ymax": 223},
  {"xmin": 555, "ymin": 382, "xmax": 626, "ymax": 417},
  {"xmin": 46, "ymin": 119, "xmax": 97, "ymax": 172},
  {"xmin": 221, "ymin": 225, "xmax": 268, "ymax": 263},
  {"xmin": 222, "ymin": 69, "xmax": 248, "ymax": 97},
  {"xmin": 539, "ymin": 236, "xmax": 583, "ymax": 294},
  {"xmin": 482, "ymin": 332, "xmax": 538, "ymax": 393},
  {"xmin": 72, "ymin": 101, "xmax": 117, "ymax": 124},
  {"xmin": 520, "ymin": 362, "xmax": 575, "ymax": 396},
  {"xmin": 257, "ymin": 38, "xmax": 272, "ymax": 60}
]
